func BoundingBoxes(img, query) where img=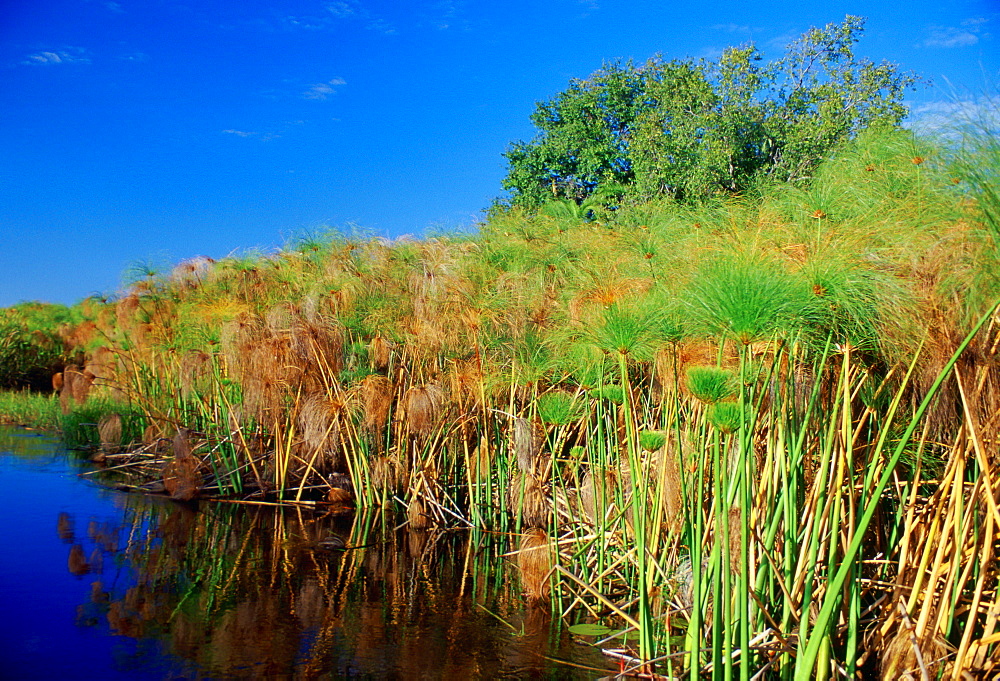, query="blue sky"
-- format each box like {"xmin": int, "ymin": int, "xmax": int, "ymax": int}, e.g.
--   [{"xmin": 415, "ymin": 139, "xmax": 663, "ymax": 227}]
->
[{"xmin": 1, "ymin": 0, "xmax": 996, "ymax": 307}]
